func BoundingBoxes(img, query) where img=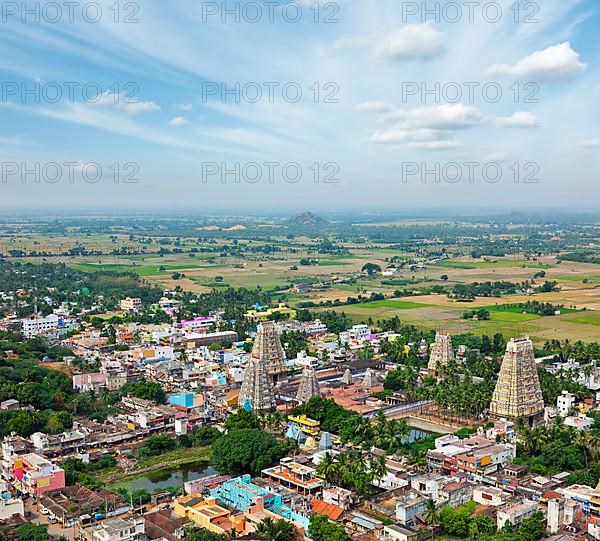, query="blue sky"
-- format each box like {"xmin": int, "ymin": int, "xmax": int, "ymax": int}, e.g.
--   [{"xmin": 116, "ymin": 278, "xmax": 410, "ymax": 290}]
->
[{"xmin": 1, "ymin": 0, "xmax": 599, "ymax": 209}]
